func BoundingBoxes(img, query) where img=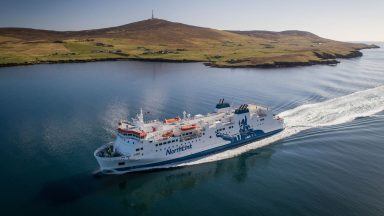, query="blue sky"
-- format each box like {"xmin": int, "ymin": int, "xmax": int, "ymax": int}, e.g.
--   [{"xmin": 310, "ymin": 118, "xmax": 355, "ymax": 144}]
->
[{"xmin": 0, "ymin": 0, "xmax": 383, "ymax": 41}]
